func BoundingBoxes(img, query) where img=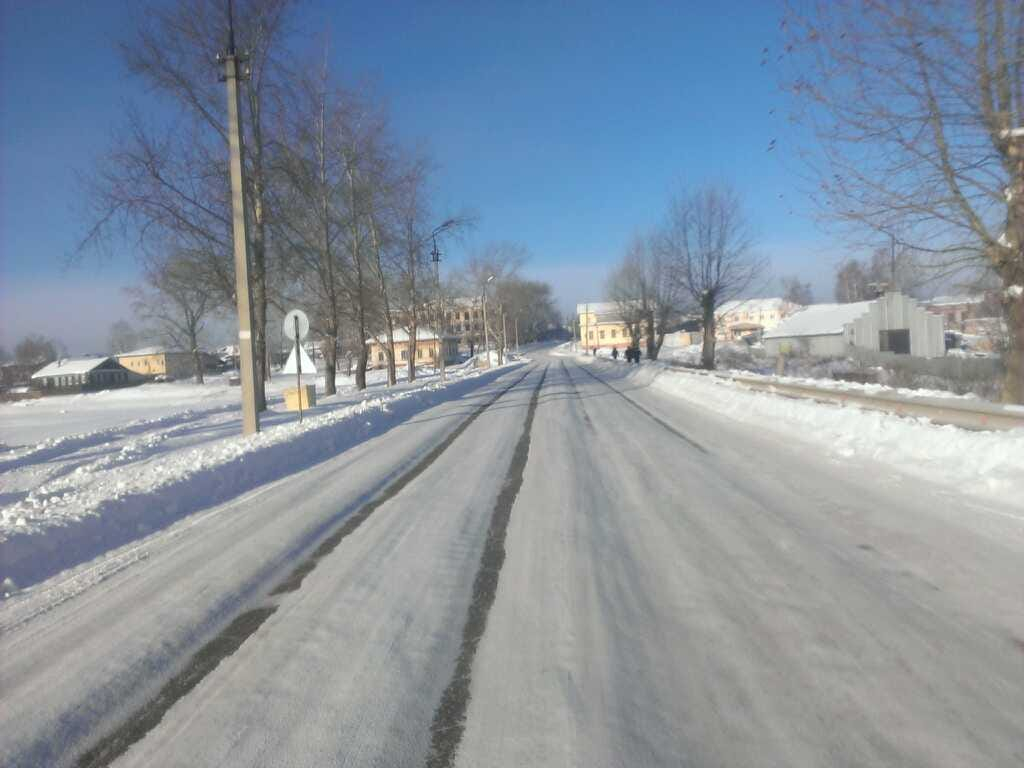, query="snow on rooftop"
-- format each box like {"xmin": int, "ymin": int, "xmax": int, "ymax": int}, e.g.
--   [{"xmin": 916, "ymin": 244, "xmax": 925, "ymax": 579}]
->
[
  {"xmin": 366, "ymin": 327, "xmax": 453, "ymax": 343},
  {"xmin": 717, "ymin": 297, "xmax": 790, "ymax": 316},
  {"xmin": 763, "ymin": 301, "xmax": 873, "ymax": 339},
  {"xmin": 926, "ymin": 295, "xmax": 985, "ymax": 306},
  {"xmin": 576, "ymin": 301, "xmax": 620, "ymax": 315},
  {"xmin": 31, "ymin": 356, "xmax": 112, "ymax": 378},
  {"xmin": 118, "ymin": 346, "xmax": 182, "ymax": 357}
]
